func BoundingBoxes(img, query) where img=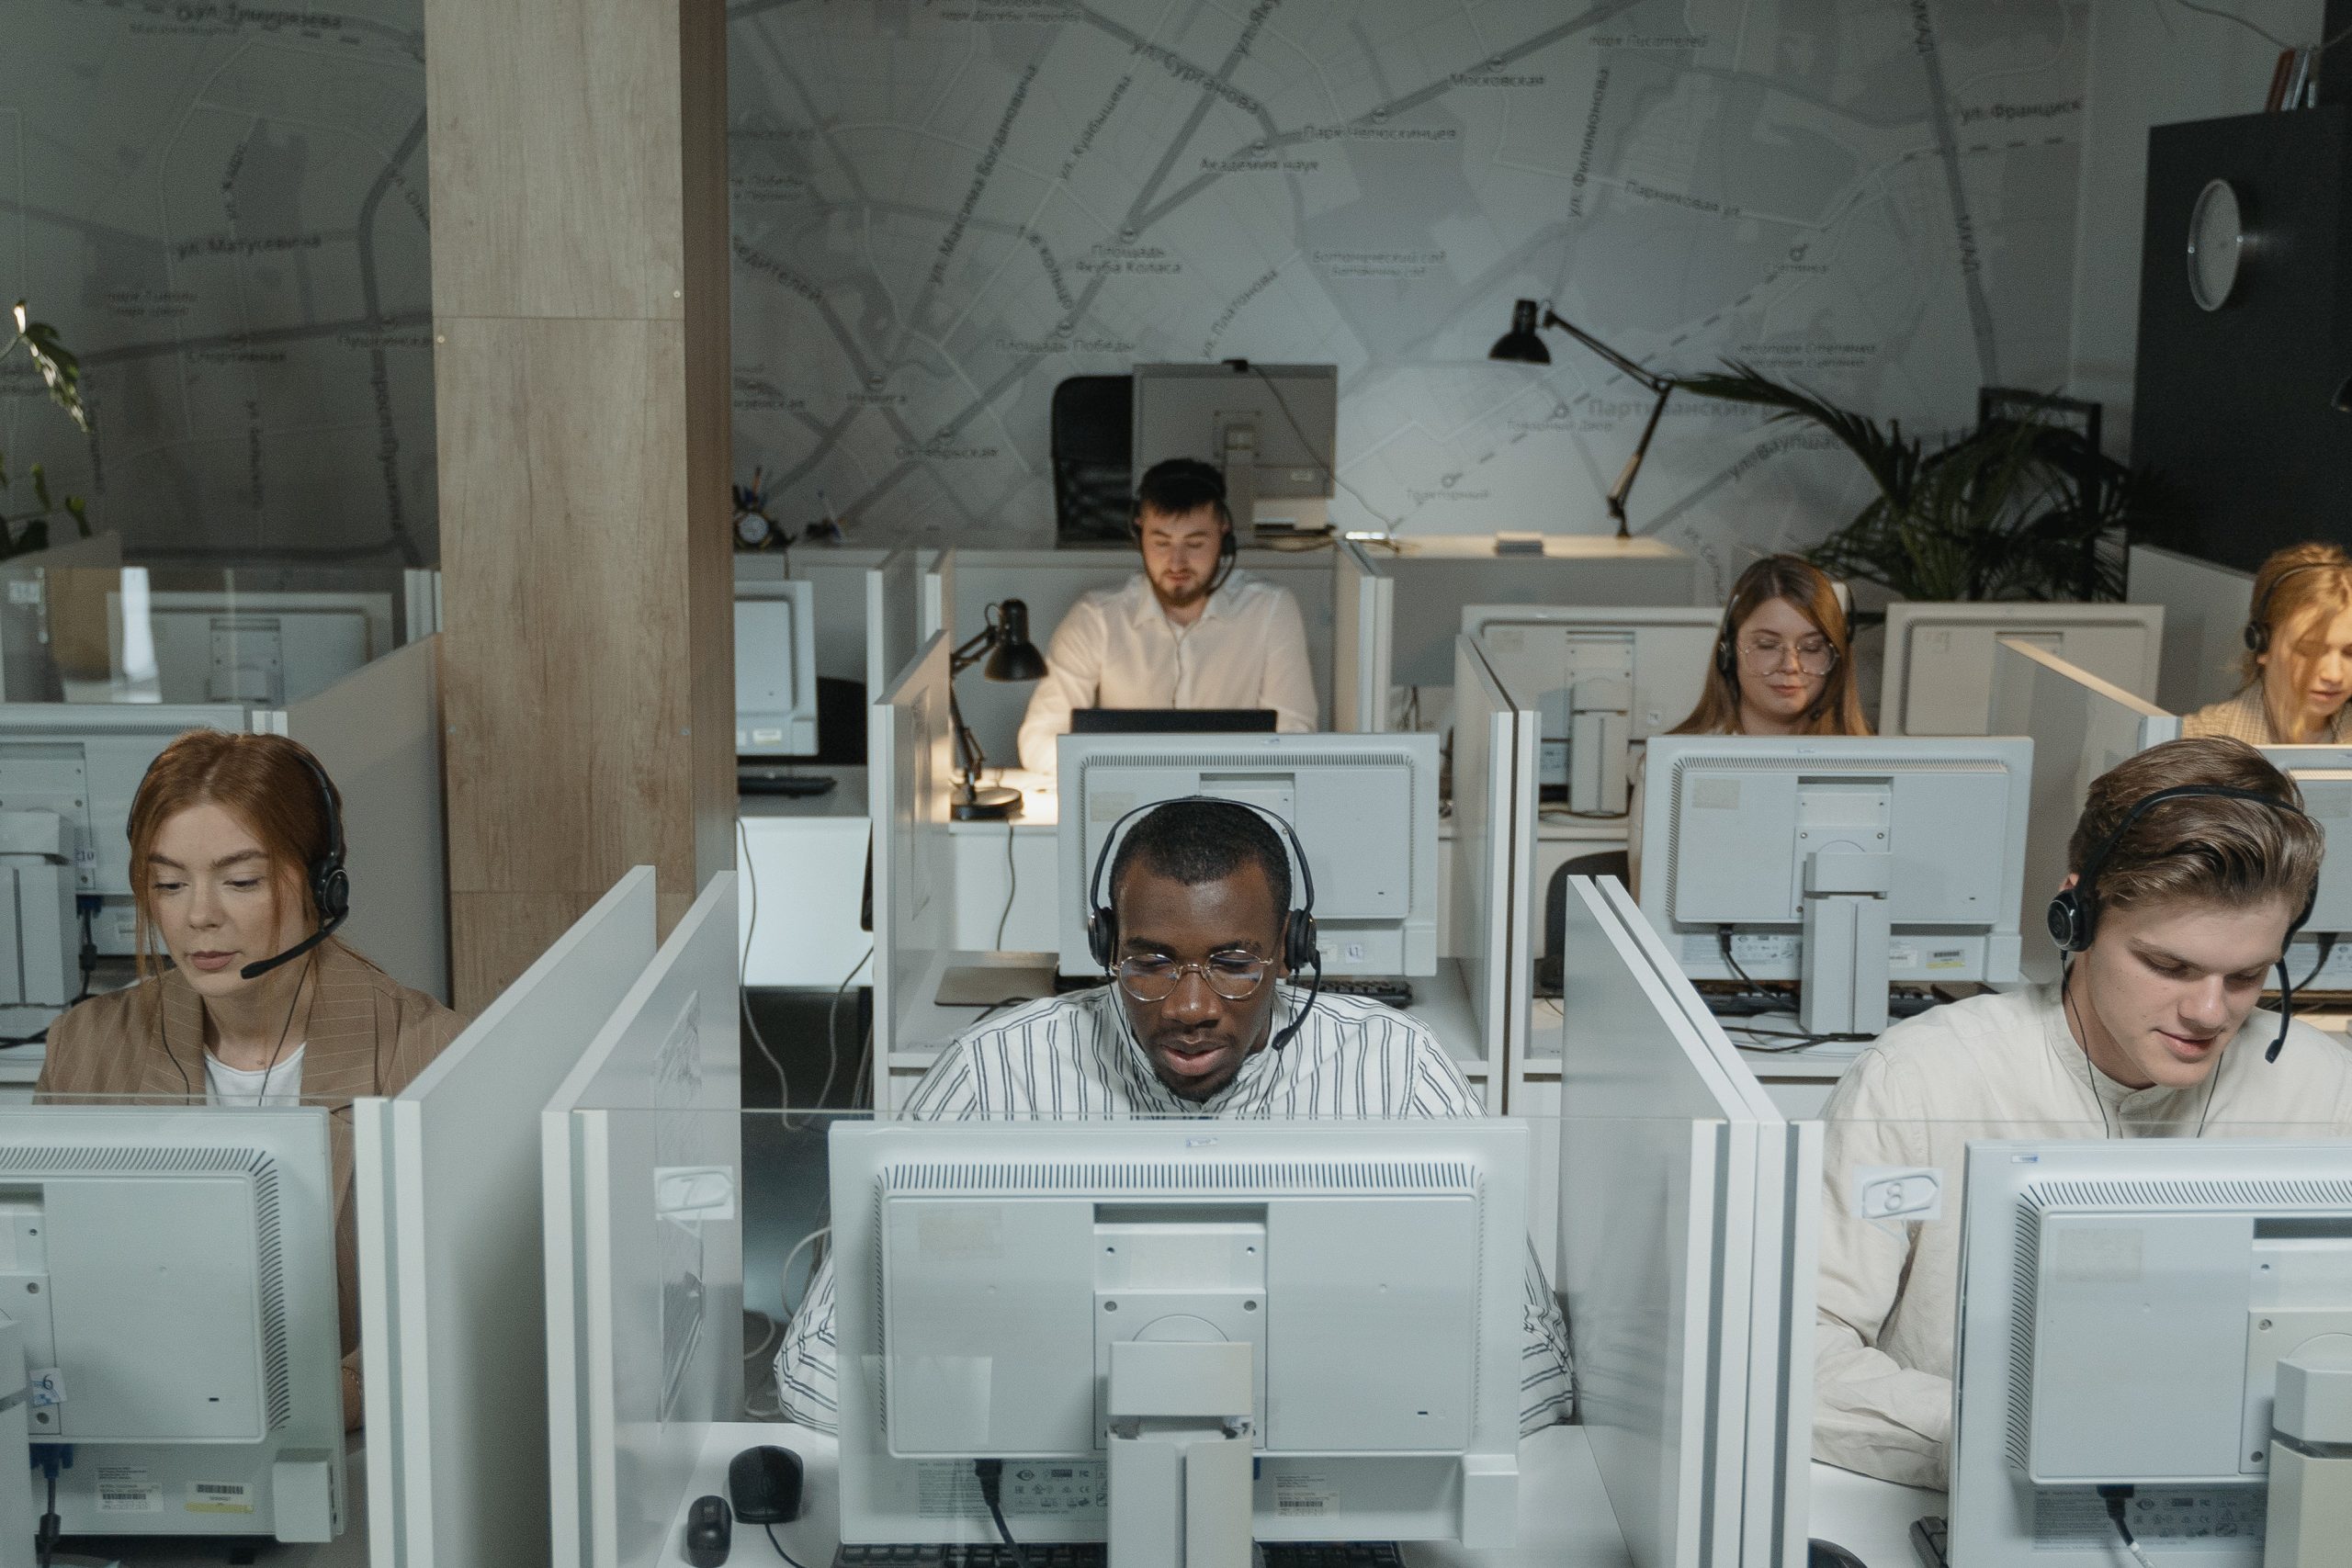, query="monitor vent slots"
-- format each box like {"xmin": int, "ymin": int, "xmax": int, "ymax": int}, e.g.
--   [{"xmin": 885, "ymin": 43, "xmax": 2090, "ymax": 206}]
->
[
  {"xmin": 2003, "ymin": 1203, "xmax": 2045, "ymax": 1474},
  {"xmin": 0, "ymin": 1145, "xmax": 267, "ymax": 1177},
  {"xmin": 254, "ymin": 1159, "xmax": 294, "ymax": 1430},
  {"xmin": 2029, "ymin": 1177, "xmax": 2352, "ymax": 1212},
  {"xmin": 882, "ymin": 1159, "xmax": 1476, "ymax": 1197}
]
